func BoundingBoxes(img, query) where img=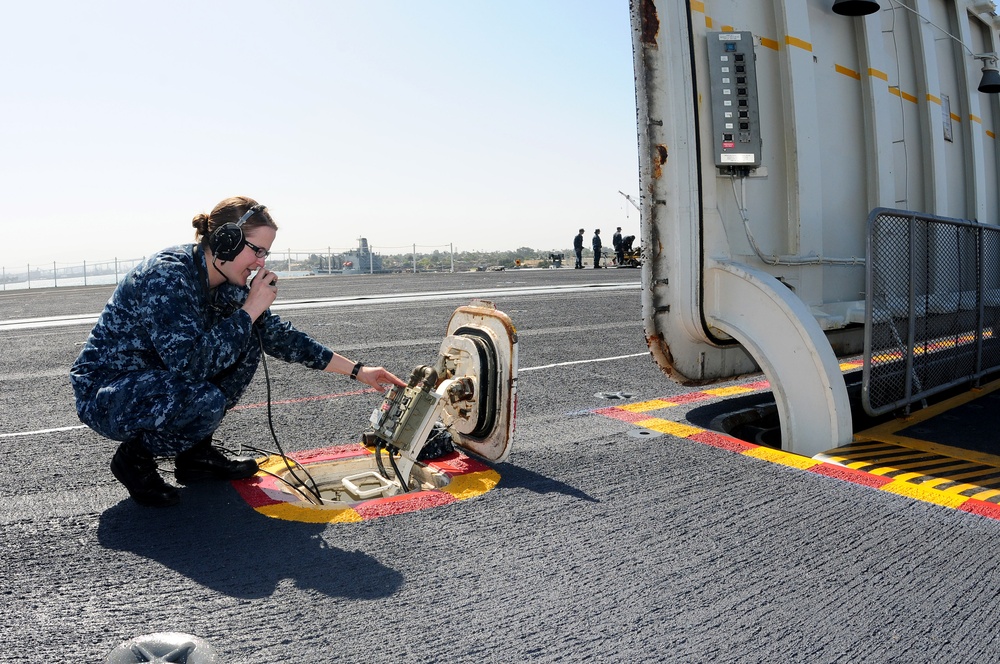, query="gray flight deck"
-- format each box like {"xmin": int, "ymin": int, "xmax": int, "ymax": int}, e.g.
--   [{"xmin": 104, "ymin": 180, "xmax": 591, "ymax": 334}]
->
[{"xmin": 3, "ymin": 268, "xmax": 1000, "ymax": 662}]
